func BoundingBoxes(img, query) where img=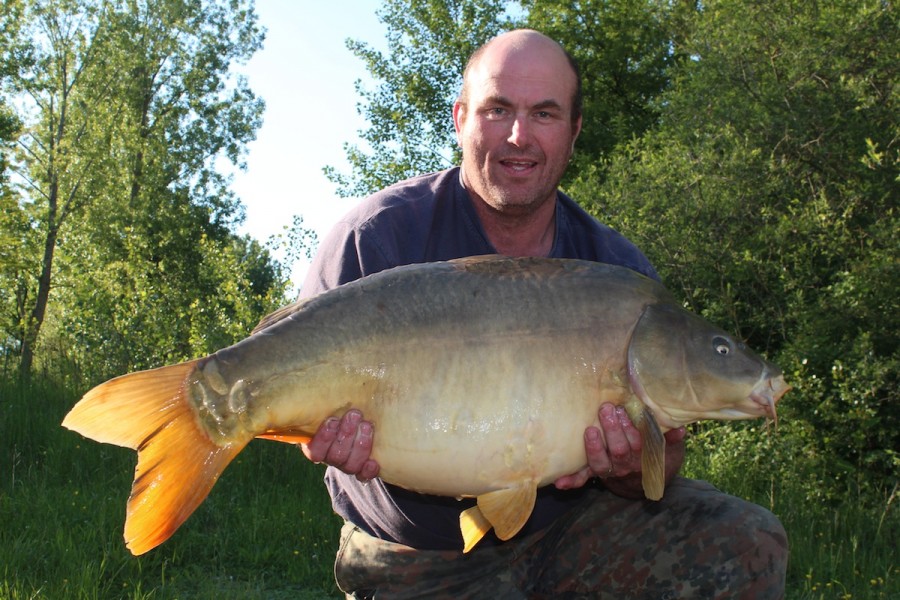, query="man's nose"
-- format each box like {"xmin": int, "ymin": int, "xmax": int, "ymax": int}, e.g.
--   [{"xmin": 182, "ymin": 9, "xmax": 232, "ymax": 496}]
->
[{"xmin": 507, "ymin": 115, "xmax": 531, "ymax": 146}]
